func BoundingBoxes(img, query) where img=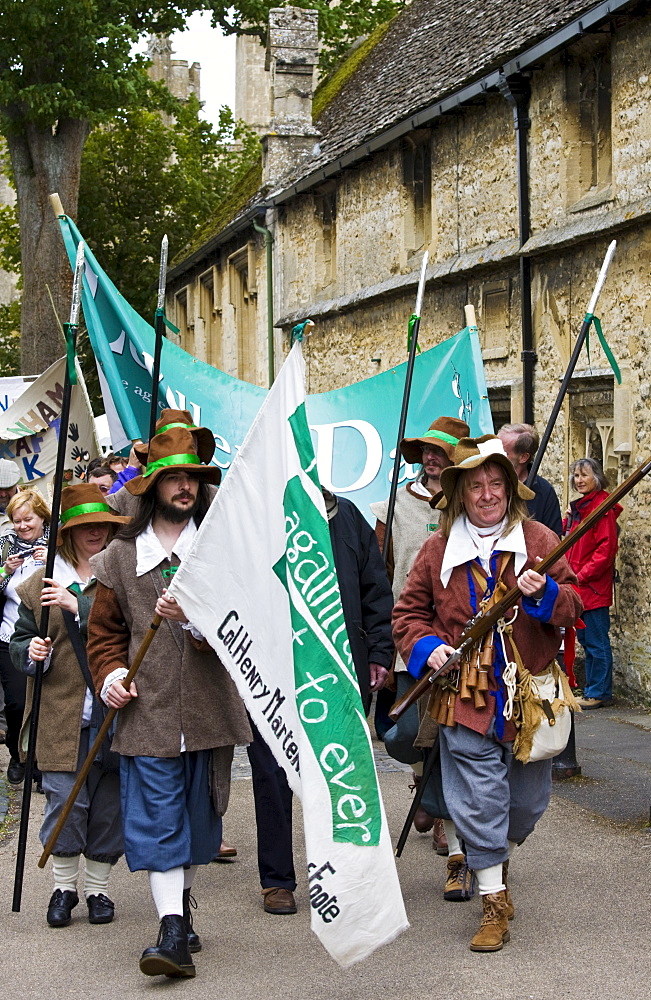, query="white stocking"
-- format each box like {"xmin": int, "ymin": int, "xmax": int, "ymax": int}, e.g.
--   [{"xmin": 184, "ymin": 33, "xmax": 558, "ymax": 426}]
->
[
  {"xmin": 52, "ymin": 855, "xmax": 80, "ymax": 893},
  {"xmin": 149, "ymin": 867, "xmax": 184, "ymax": 918}
]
